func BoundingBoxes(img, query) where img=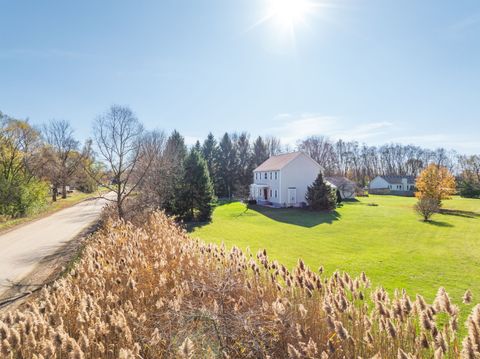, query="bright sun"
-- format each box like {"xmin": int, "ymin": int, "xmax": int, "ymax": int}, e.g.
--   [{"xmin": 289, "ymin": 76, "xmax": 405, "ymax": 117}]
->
[{"xmin": 267, "ymin": 0, "xmax": 314, "ymax": 28}]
